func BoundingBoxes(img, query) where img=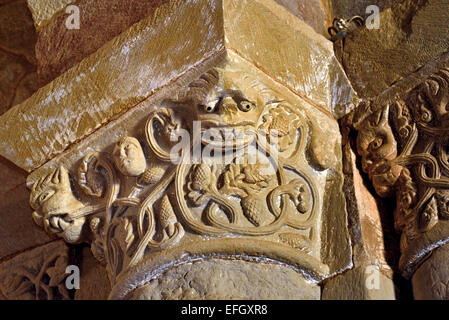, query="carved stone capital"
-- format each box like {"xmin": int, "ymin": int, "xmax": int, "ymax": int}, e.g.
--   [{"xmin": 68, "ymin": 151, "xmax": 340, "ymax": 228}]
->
[
  {"xmin": 0, "ymin": 0, "xmax": 357, "ymax": 299},
  {"xmin": 351, "ymin": 67, "xmax": 449, "ymax": 278},
  {"xmin": 28, "ymin": 59, "xmax": 351, "ymax": 297}
]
